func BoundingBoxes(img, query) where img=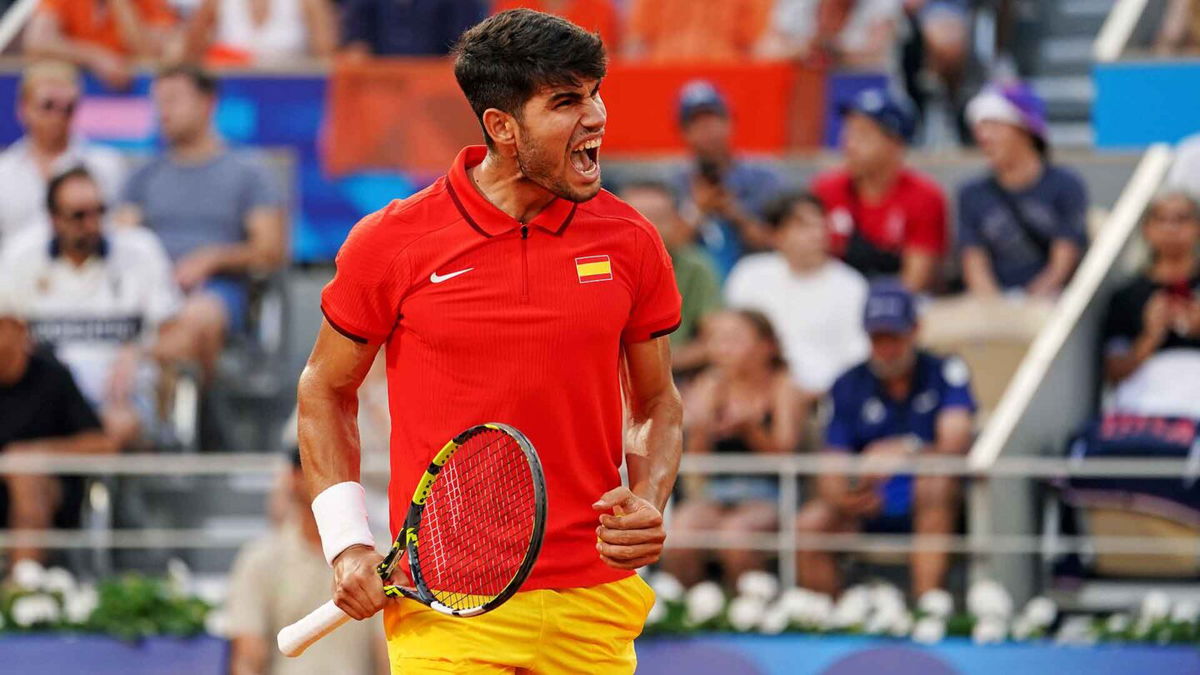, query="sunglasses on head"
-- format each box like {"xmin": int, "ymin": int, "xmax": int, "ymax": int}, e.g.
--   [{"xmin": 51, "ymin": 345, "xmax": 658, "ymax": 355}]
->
[
  {"xmin": 59, "ymin": 204, "xmax": 106, "ymax": 222},
  {"xmin": 37, "ymin": 98, "xmax": 77, "ymax": 116}
]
